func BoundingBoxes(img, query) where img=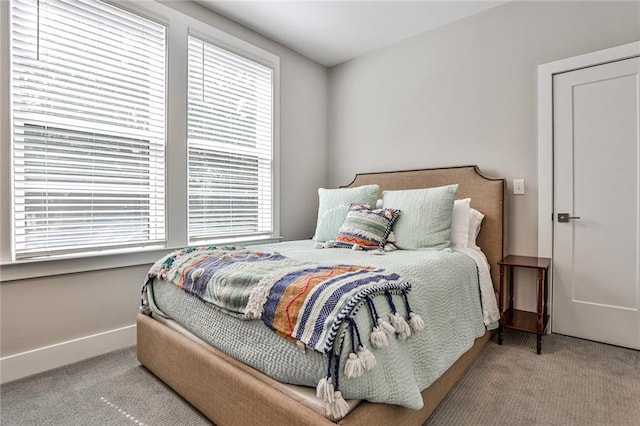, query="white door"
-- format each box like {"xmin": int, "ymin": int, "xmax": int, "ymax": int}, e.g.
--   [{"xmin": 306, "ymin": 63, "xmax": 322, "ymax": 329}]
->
[{"xmin": 552, "ymin": 56, "xmax": 640, "ymax": 349}]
